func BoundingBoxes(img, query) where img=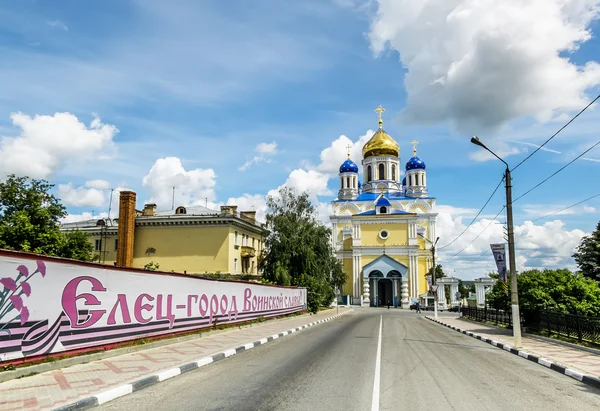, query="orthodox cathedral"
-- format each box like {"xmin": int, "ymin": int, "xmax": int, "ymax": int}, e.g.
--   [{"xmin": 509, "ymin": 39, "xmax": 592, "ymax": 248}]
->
[{"xmin": 331, "ymin": 106, "xmax": 437, "ymax": 308}]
